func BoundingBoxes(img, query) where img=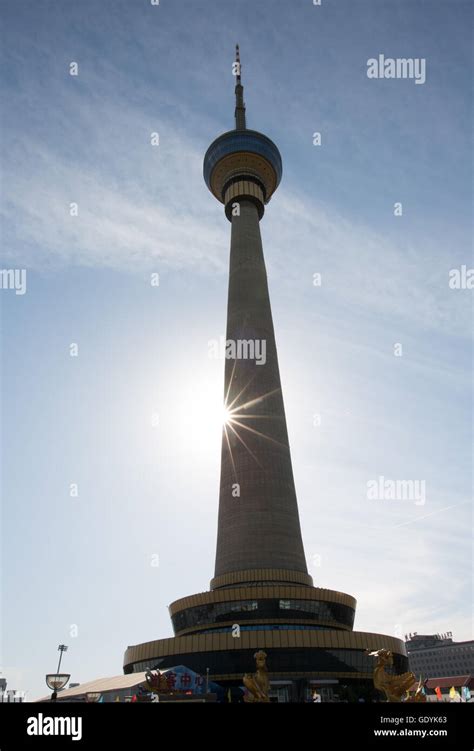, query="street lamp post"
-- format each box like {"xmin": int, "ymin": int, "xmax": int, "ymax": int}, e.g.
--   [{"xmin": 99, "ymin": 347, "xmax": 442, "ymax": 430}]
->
[
  {"xmin": 46, "ymin": 645, "xmax": 70, "ymax": 702},
  {"xmin": 56, "ymin": 644, "xmax": 68, "ymax": 675}
]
